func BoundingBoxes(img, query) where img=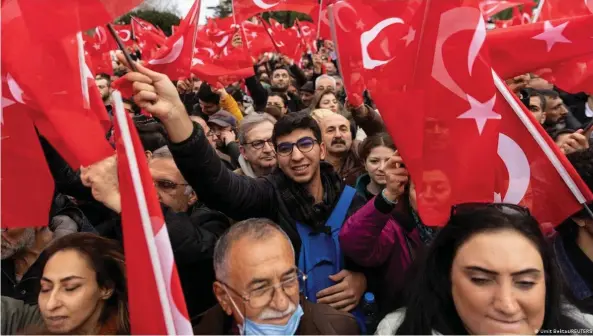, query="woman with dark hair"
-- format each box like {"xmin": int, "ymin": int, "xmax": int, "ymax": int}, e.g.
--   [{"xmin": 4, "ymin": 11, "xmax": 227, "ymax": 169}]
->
[
  {"xmin": 377, "ymin": 204, "xmax": 593, "ymax": 335},
  {"xmin": 340, "ymin": 147, "xmax": 433, "ymax": 318},
  {"xmin": 25, "ymin": 233, "xmax": 129, "ymax": 335}
]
